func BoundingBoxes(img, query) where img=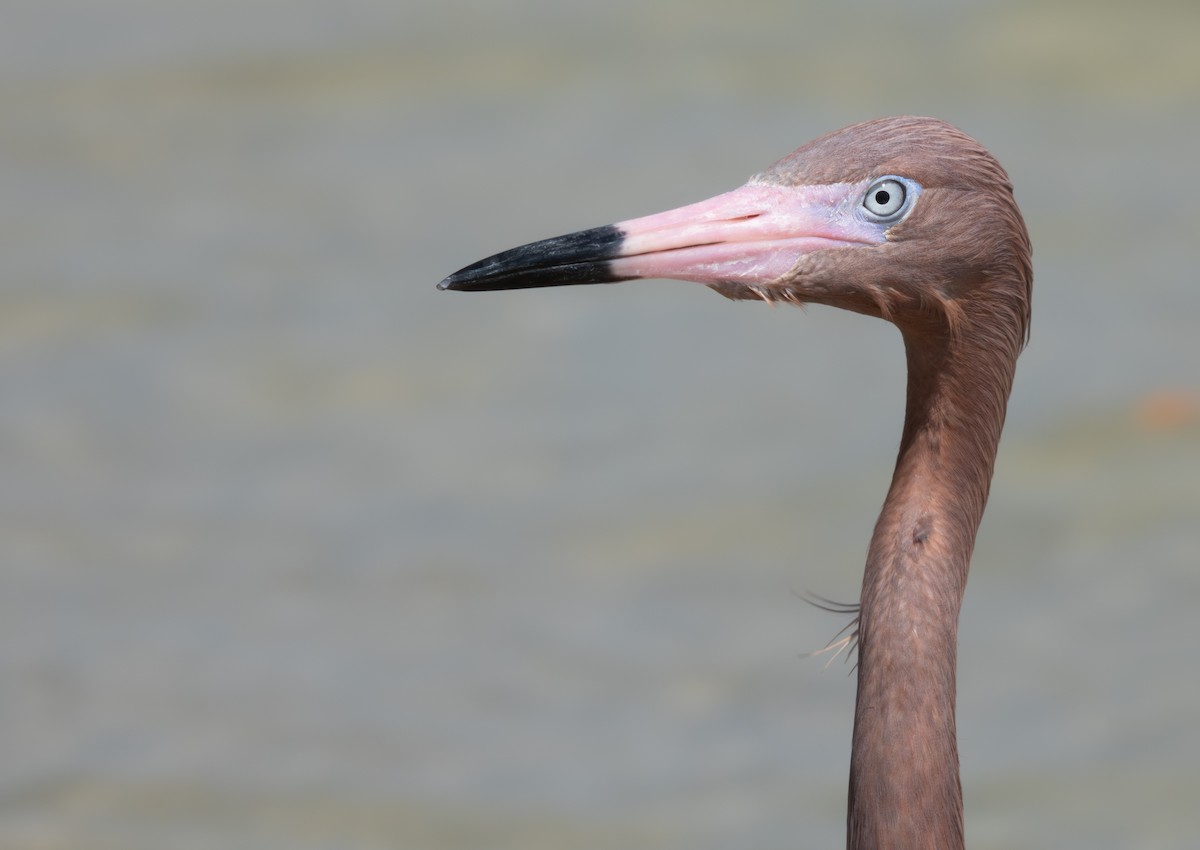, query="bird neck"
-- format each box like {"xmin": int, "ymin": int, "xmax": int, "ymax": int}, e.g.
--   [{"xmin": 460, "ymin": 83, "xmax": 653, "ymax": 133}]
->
[{"xmin": 847, "ymin": 317, "xmax": 1019, "ymax": 850}]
